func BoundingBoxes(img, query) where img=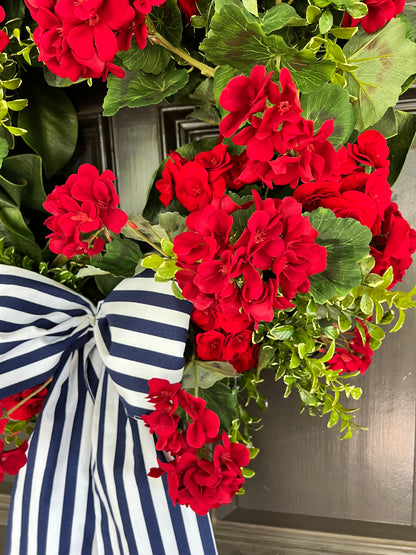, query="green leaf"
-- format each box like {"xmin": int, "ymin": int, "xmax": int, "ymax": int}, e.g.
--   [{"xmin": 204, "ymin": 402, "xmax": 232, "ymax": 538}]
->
[
  {"xmin": 261, "ymin": 4, "xmax": 307, "ymax": 32},
  {"xmin": 367, "ymin": 323, "xmax": 385, "ymax": 341},
  {"xmin": 155, "ymin": 259, "xmax": 177, "ymax": 280},
  {"xmin": 43, "ymin": 68, "xmax": 86, "ymax": 87},
  {"xmin": 77, "ymin": 265, "xmax": 110, "ymax": 278},
  {"xmin": 300, "ymin": 83, "xmax": 355, "ymax": 149},
  {"xmin": 153, "ymin": 0, "xmax": 183, "ymax": 46},
  {"xmin": 306, "ymin": 5, "xmax": 321, "ymax": 24},
  {"xmin": 182, "ymin": 360, "xmax": 236, "ymax": 389},
  {"xmin": 198, "ymin": 380, "xmax": 238, "ymax": 430},
  {"xmin": 92, "ymin": 238, "xmax": 143, "ymax": 277},
  {"xmin": 201, "ymin": 4, "xmax": 335, "ymax": 92},
  {"xmin": 158, "ymin": 211, "xmax": 187, "ymax": 239},
  {"xmin": 391, "ymin": 307, "xmax": 405, "ymax": 333},
  {"xmin": 141, "ymin": 254, "xmax": 164, "ymax": 271},
  {"xmin": 7, "ymin": 99, "xmax": 28, "ymax": 111},
  {"xmin": 338, "ymin": 312, "xmax": 352, "ymax": 332},
  {"xmin": 346, "ymin": 1, "xmax": 367, "ymax": 17},
  {"xmin": 282, "ymin": 49, "xmax": 336, "ymax": 94},
  {"xmin": 213, "ymin": 65, "xmax": 239, "ymax": 102},
  {"xmin": 103, "ymin": 64, "xmax": 190, "ymax": 117},
  {"xmin": 117, "ymin": 0, "xmax": 181, "ymax": 74},
  {"xmin": 328, "ymin": 409, "xmax": 339, "ymax": 428},
  {"xmin": 343, "ymin": 19, "xmax": 416, "ymax": 131},
  {"xmin": 329, "ymin": 26, "xmax": 358, "ymax": 40},
  {"xmin": 2, "ymin": 78, "xmax": 22, "ymax": 91},
  {"xmin": 94, "ymin": 274, "xmax": 123, "ymax": 297},
  {"xmin": 367, "ymin": 107, "xmax": 397, "ymax": 139},
  {"xmin": 18, "ymin": 72, "xmax": 78, "ymax": 178},
  {"xmin": 267, "ymin": 324, "xmax": 294, "ymax": 340},
  {"xmin": 200, "ymin": 3, "xmax": 289, "ymax": 72},
  {"xmin": 0, "ymin": 135, "xmax": 9, "ymax": 168},
  {"xmin": 1, "ymin": 154, "xmax": 46, "ymax": 211},
  {"xmin": 308, "ymin": 208, "xmax": 372, "ymax": 304},
  {"xmin": 319, "ymin": 8, "xmax": 333, "ymax": 34},
  {"xmin": 117, "ymin": 43, "xmax": 171, "ymax": 75},
  {"xmin": 359, "ymin": 293, "xmax": 374, "ymax": 316},
  {"xmin": 241, "ymin": 467, "xmax": 256, "ymax": 478},
  {"xmin": 355, "ymin": 319, "xmax": 366, "ymax": 345},
  {"xmin": 257, "ymin": 344, "xmax": 276, "ymax": 371},
  {"xmin": 0, "ymin": 206, "xmax": 42, "ymax": 261},
  {"xmin": 242, "ymin": 0, "xmax": 258, "ymax": 17},
  {"xmin": 387, "ymin": 111, "xmax": 416, "ymax": 185}
]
